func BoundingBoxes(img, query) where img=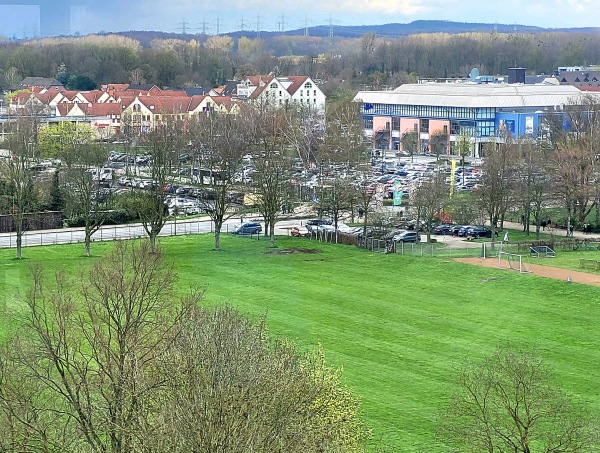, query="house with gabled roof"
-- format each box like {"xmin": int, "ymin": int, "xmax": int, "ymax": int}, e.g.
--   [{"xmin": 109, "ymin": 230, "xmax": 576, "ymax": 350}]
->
[
  {"xmin": 238, "ymin": 75, "xmax": 326, "ymax": 110},
  {"xmin": 9, "ymin": 90, "xmax": 53, "ymax": 115}
]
